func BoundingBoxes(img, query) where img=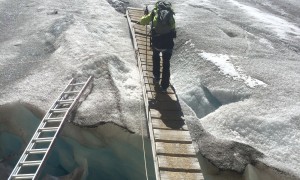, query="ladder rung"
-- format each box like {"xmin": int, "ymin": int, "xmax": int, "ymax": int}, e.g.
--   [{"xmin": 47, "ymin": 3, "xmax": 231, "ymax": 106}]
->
[
  {"xmin": 50, "ymin": 108, "xmax": 69, "ymax": 113},
  {"xmin": 69, "ymin": 82, "xmax": 85, "ymax": 86},
  {"xmin": 57, "ymin": 99, "xmax": 74, "ymax": 104},
  {"xmin": 44, "ymin": 118, "xmax": 63, "ymax": 122},
  {"xmin": 11, "ymin": 174, "xmax": 35, "ymax": 179},
  {"xmin": 39, "ymin": 127, "xmax": 59, "ymax": 132},
  {"xmin": 63, "ymin": 91, "xmax": 80, "ymax": 94},
  {"xmin": 20, "ymin": 160, "xmax": 42, "ymax": 166},
  {"xmin": 26, "ymin": 149, "xmax": 47, "ymax": 154},
  {"xmin": 33, "ymin": 137, "xmax": 53, "ymax": 143}
]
